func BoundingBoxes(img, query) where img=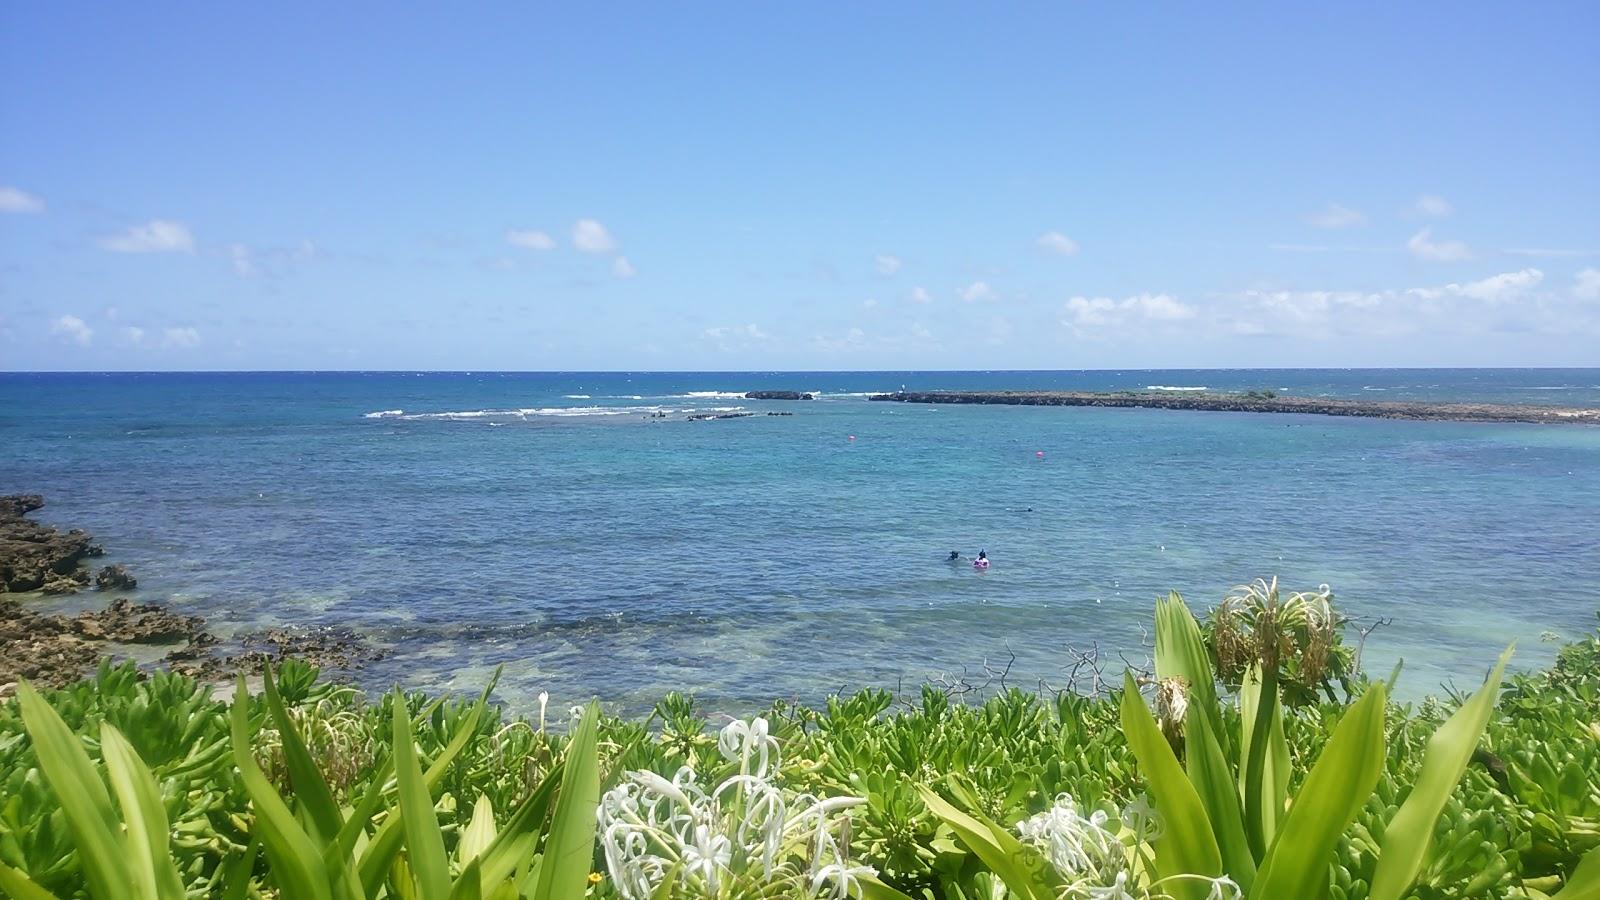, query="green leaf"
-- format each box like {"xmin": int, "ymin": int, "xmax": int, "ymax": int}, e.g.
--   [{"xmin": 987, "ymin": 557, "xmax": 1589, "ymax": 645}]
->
[
  {"xmin": 1154, "ymin": 592, "xmax": 1225, "ymax": 745},
  {"xmin": 532, "ymin": 702, "xmax": 602, "ymax": 900},
  {"xmin": 0, "ymin": 860, "xmax": 60, "ymax": 900},
  {"xmin": 1554, "ymin": 843, "xmax": 1600, "ymax": 899},
  {"xmin": 262, "ymin": 665, "xmax": 345, "ymax": 844},
  {"xmin": 858, "ymin": 873, "xmax": 919, "ymax": 899},
  {"xmin": 913, "ymin": 785, "xmax": 1055, "ymax": 900},
  {"xmin": 458, "ymin": 794, "xmax": 498, "ymax": 868},
  {"xmin": 220, "ymin": 838, "xmax": 262, "ymax": 900},
  {"xmin": 1239, "ymin": 665, "xmax": 1289, "ymax": 854},
  {"xmin": 447, "ymin": 860, "xmax": 483, "ymax": 900},
  {"xmin": 1251, "ymin": 683, "xmax": 1387, "ymax": 900},
  {"xmin": 1186, "ymin": 695, "xmax": 1256, "ymax": 893},
  {"xmin": 476, "ymin": 762, "xmax": 564, "ymax": 889},
  {"xmin": 16, "ymin": 682, "xmax": 128, "ymax": 900},
  {"xmin": 1369, "ymin": 645, "xmax": 1512, "ymax": 900},
  {"xmin": 358, "ymin": 691, "xmax": 492, "ymax": 896},
  {"xmin": 229, "ymin": 676, "xmax": 335, "ymax": 900},
  {"xmin": 1119, "ymin": 672, "xmax": 1223, "ymax": 898},
  {"xmin": 393, "ymin": 689, "xmax": 452, "ymax": 900},
  {"xmin": 100, "ymin": 723, "xmax": 187, "ymax": 900}
]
